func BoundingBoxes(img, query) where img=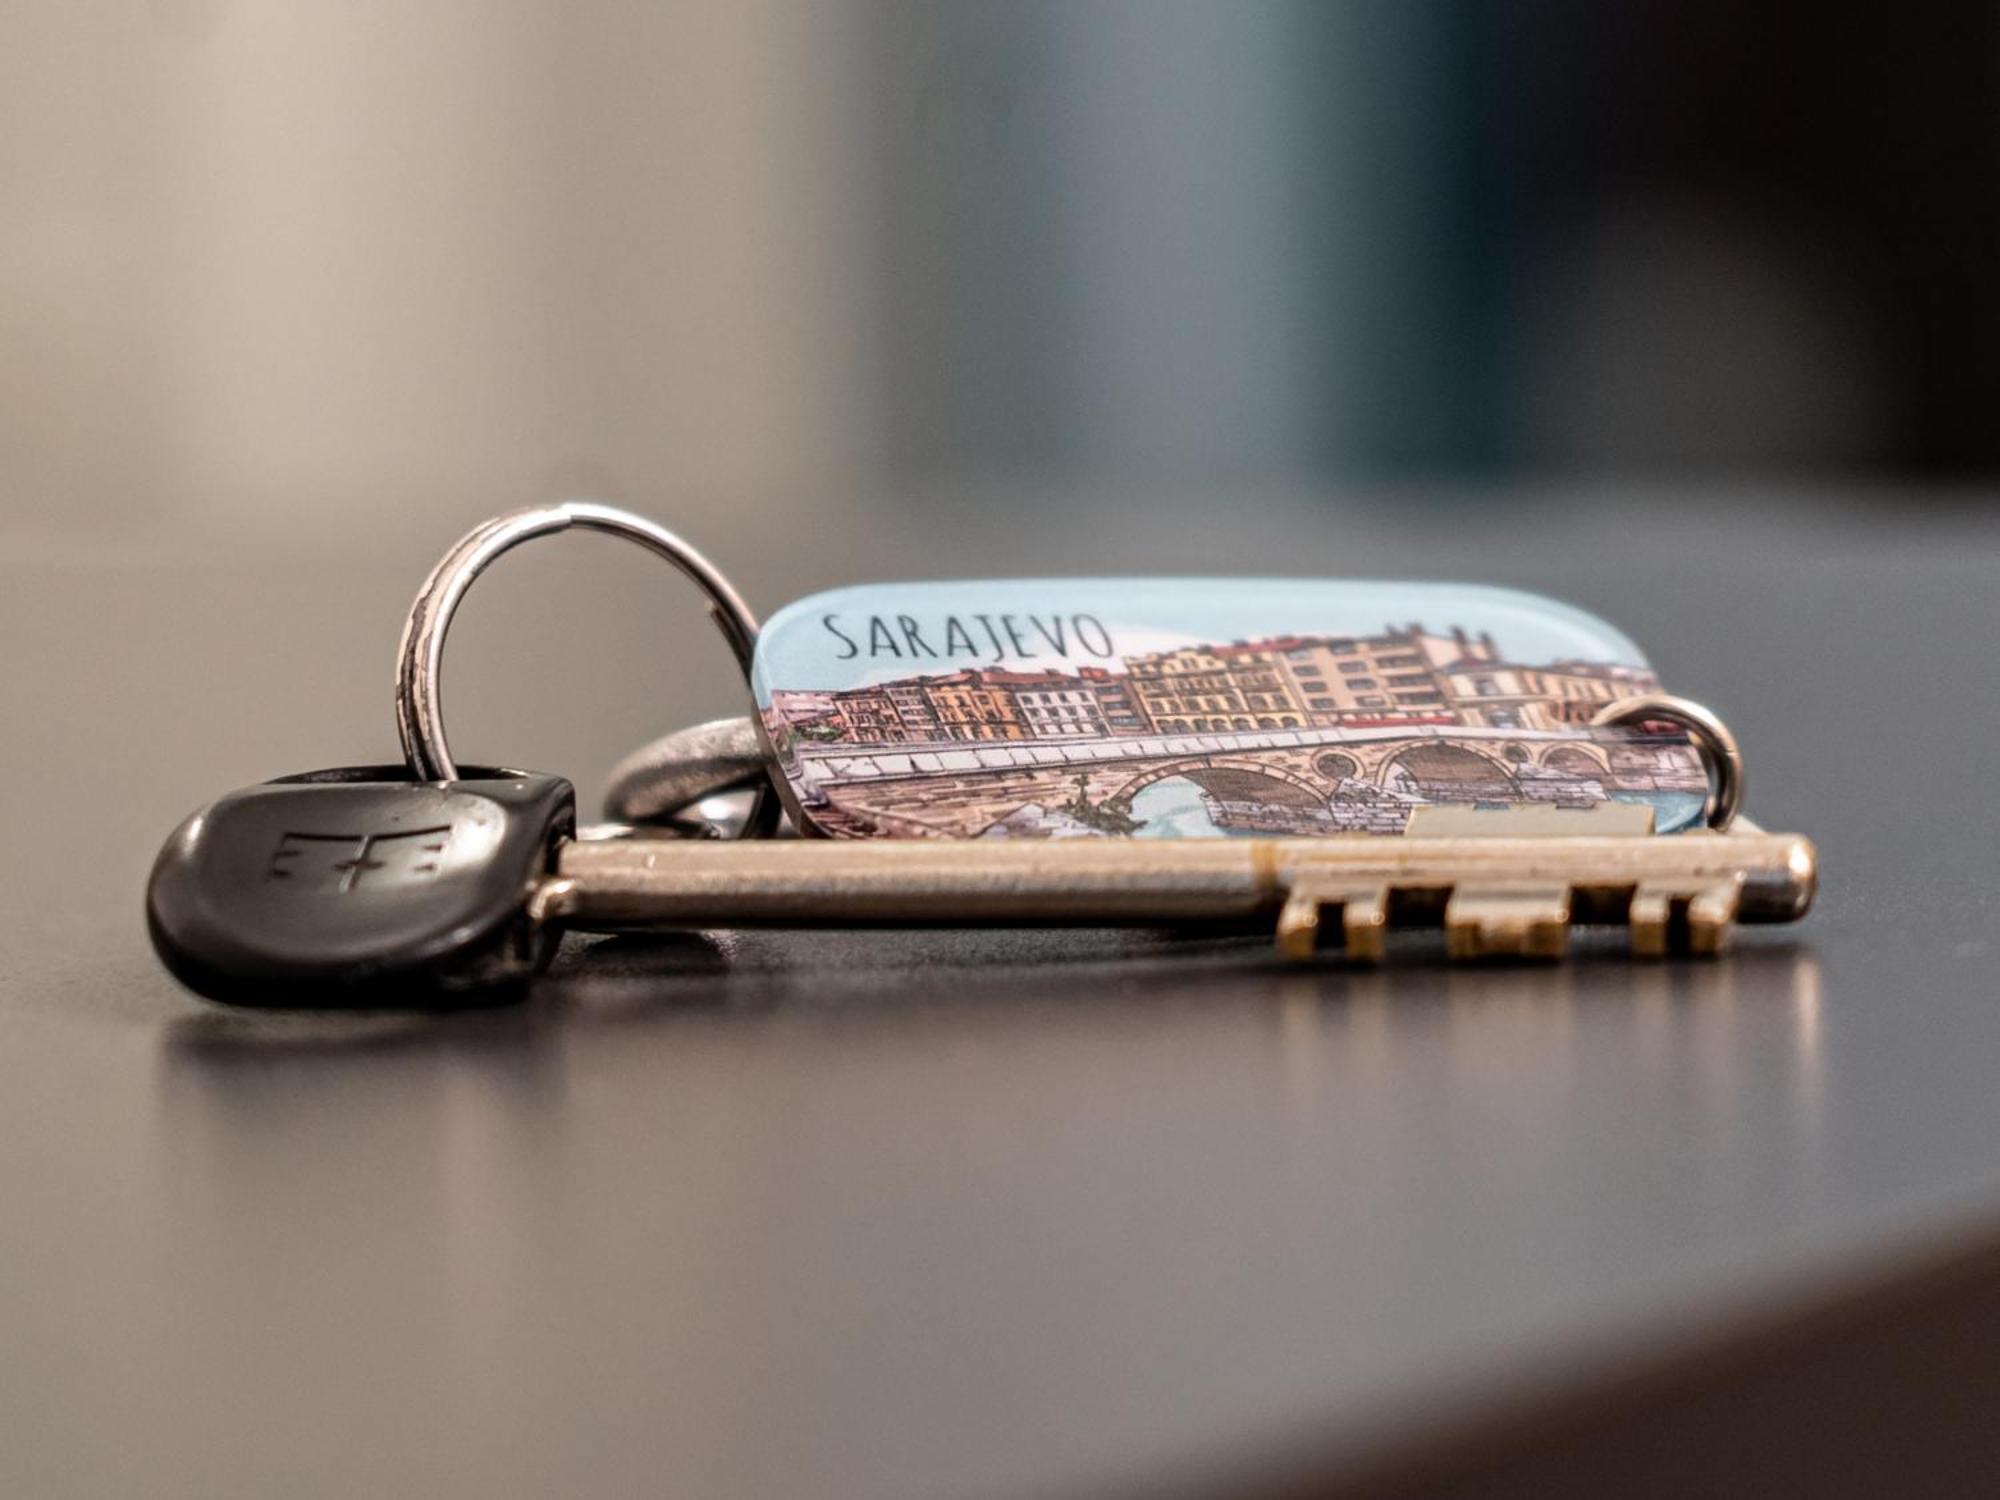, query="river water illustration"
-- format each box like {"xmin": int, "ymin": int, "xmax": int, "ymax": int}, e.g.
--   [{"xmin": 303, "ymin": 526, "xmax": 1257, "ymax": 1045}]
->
[{"xmin": 1124, "ymin": 777, "xmax": 1705, "ymax": 838}]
